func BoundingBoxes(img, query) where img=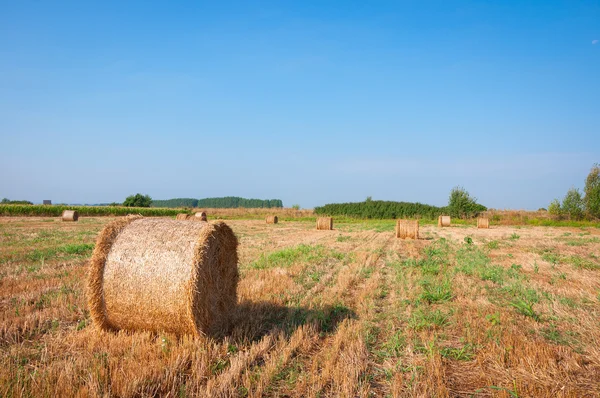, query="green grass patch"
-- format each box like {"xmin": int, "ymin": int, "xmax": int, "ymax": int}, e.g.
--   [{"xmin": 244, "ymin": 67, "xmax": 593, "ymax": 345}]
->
[
  {"xmin": 409, "ymin": 308, "xmax": 450, "ymax": 330},
  {"xmin": 250, "ymin": 244, "xmax": 343, "ymax": 270}
]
